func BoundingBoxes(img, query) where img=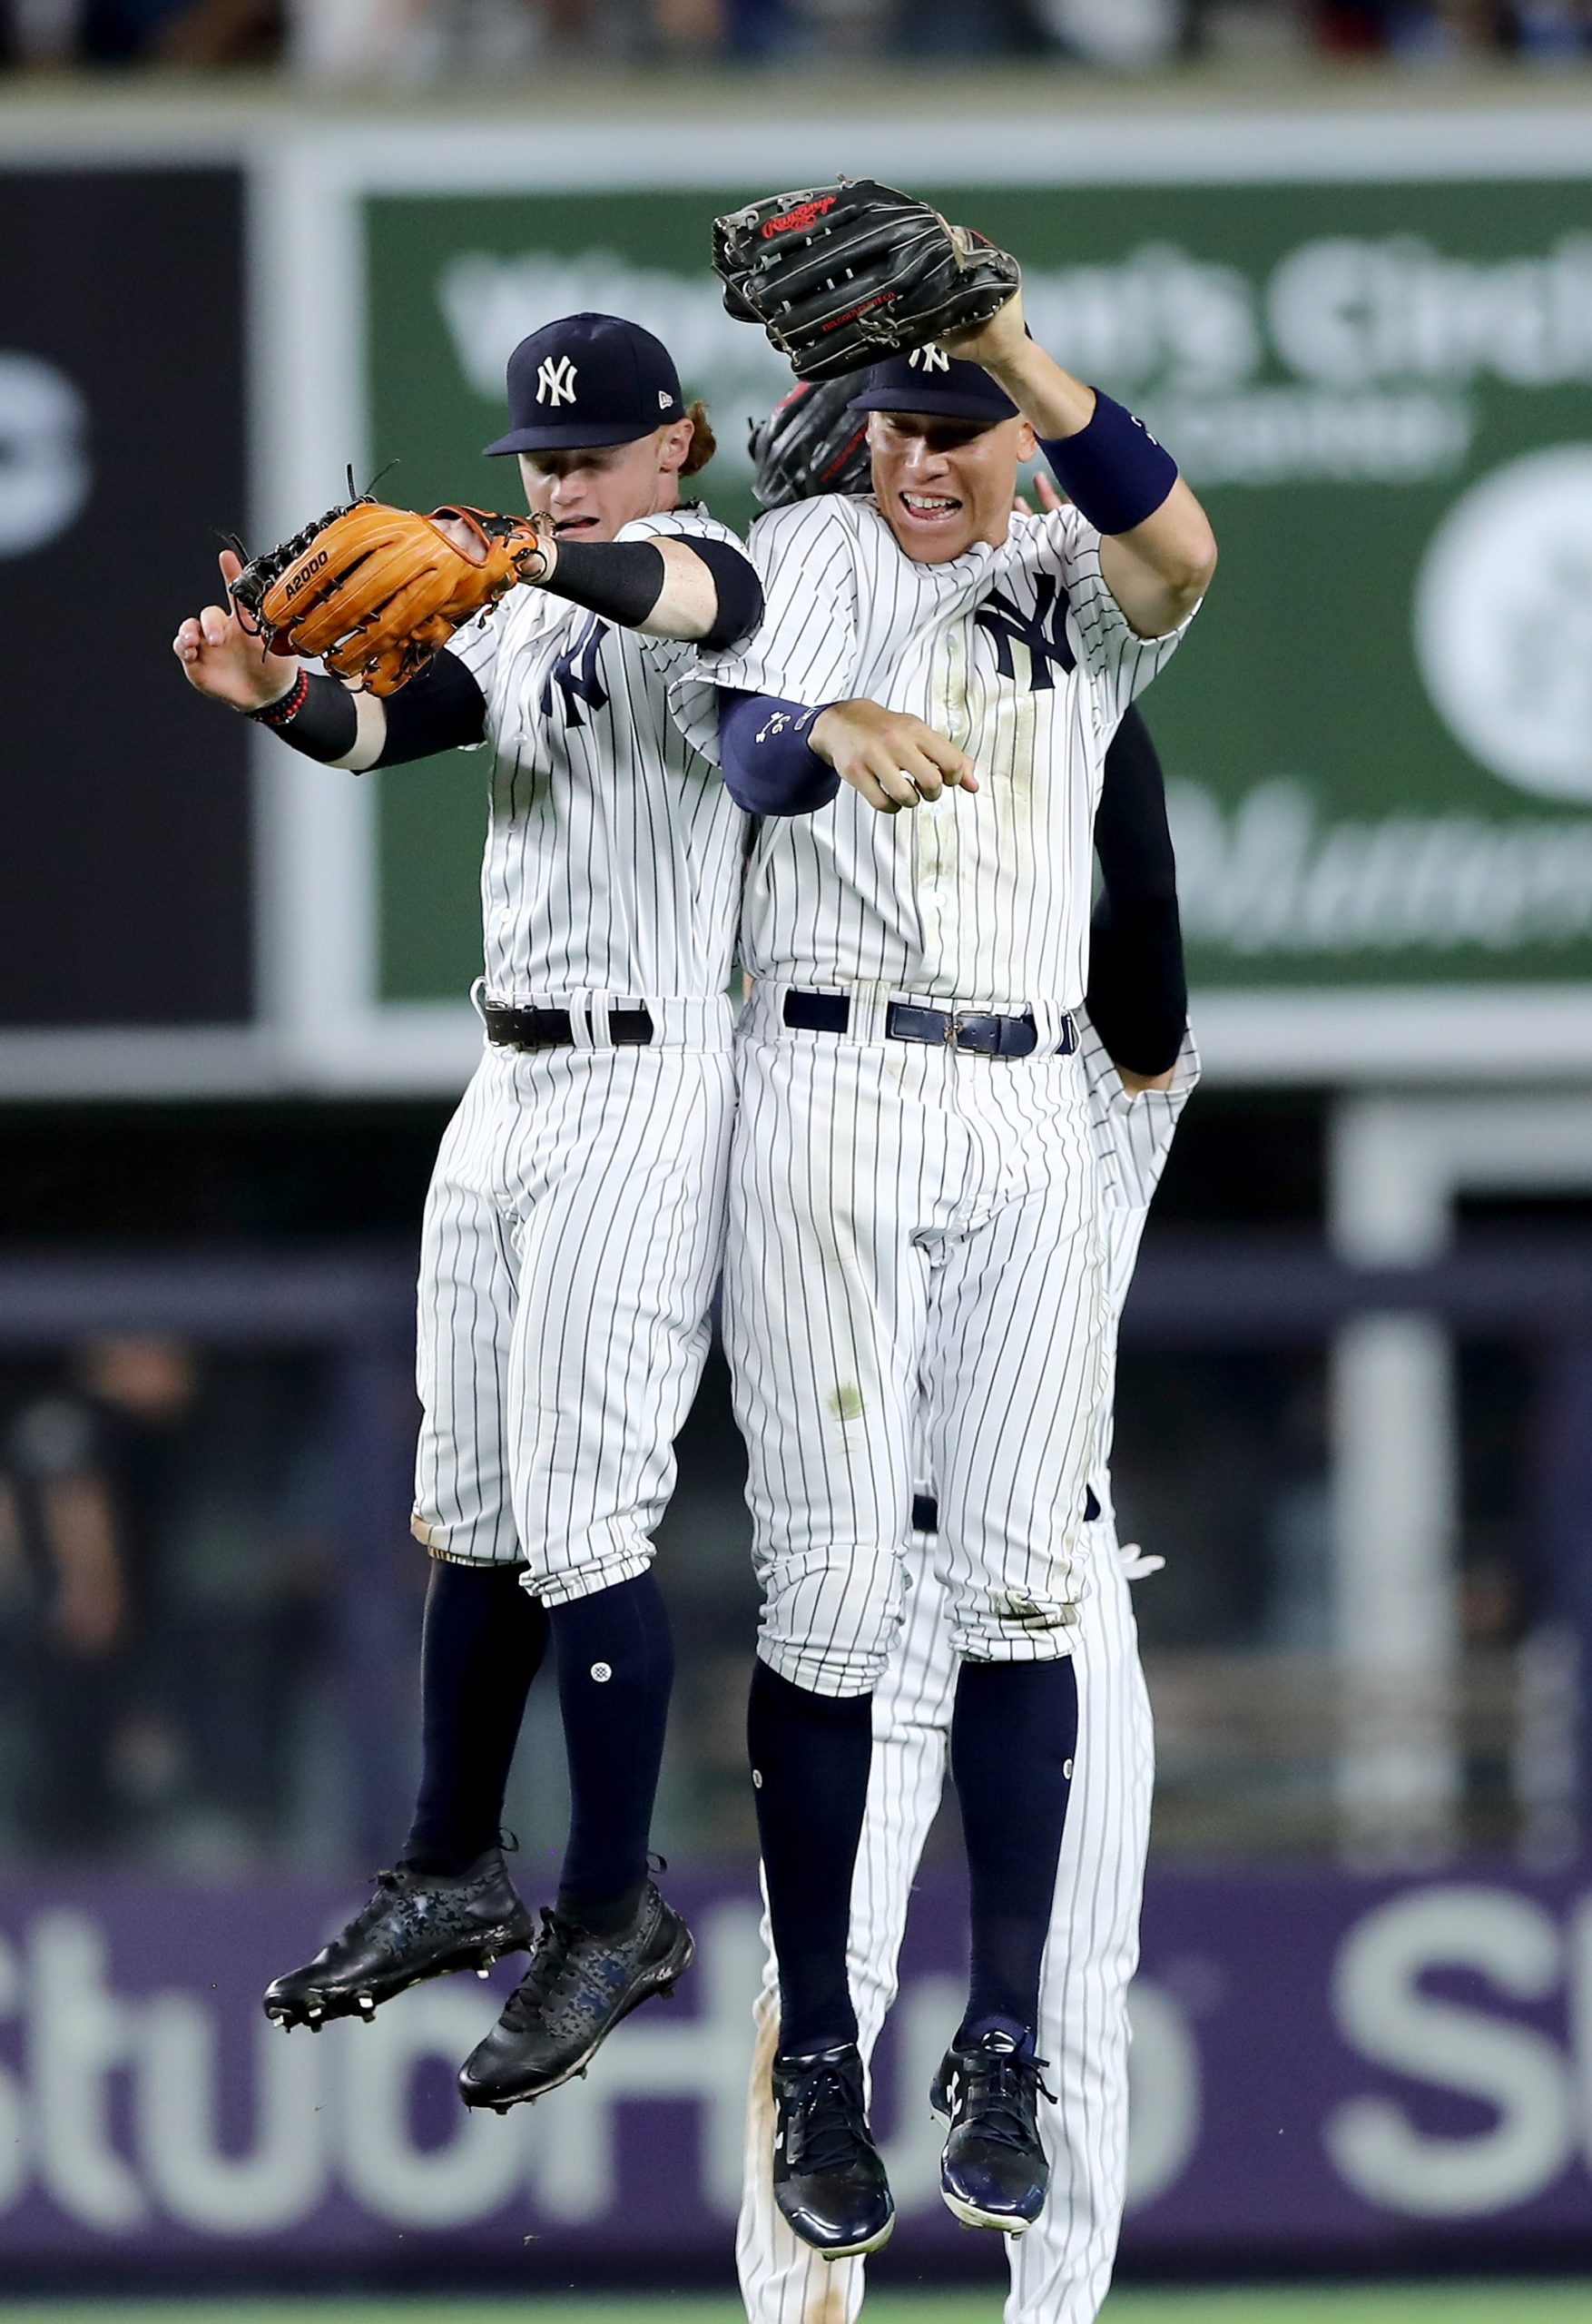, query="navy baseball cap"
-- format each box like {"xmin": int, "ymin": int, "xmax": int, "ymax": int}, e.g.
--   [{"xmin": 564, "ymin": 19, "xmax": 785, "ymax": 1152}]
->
[
  {"xmin": 848, "ymin": 347, "xmax": 1018, "ymax": 424},
  {"xmin": 485, "ymin": 313, "xmax": 687, "ymax": 455}
]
